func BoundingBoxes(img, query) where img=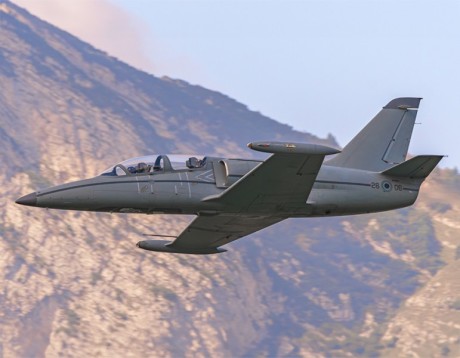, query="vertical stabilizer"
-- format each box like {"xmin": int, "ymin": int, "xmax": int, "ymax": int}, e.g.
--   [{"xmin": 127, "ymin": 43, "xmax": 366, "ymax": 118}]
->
[{"xmin": 327, "ymin": 97, "xmax": 421, "ymax": 171}]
